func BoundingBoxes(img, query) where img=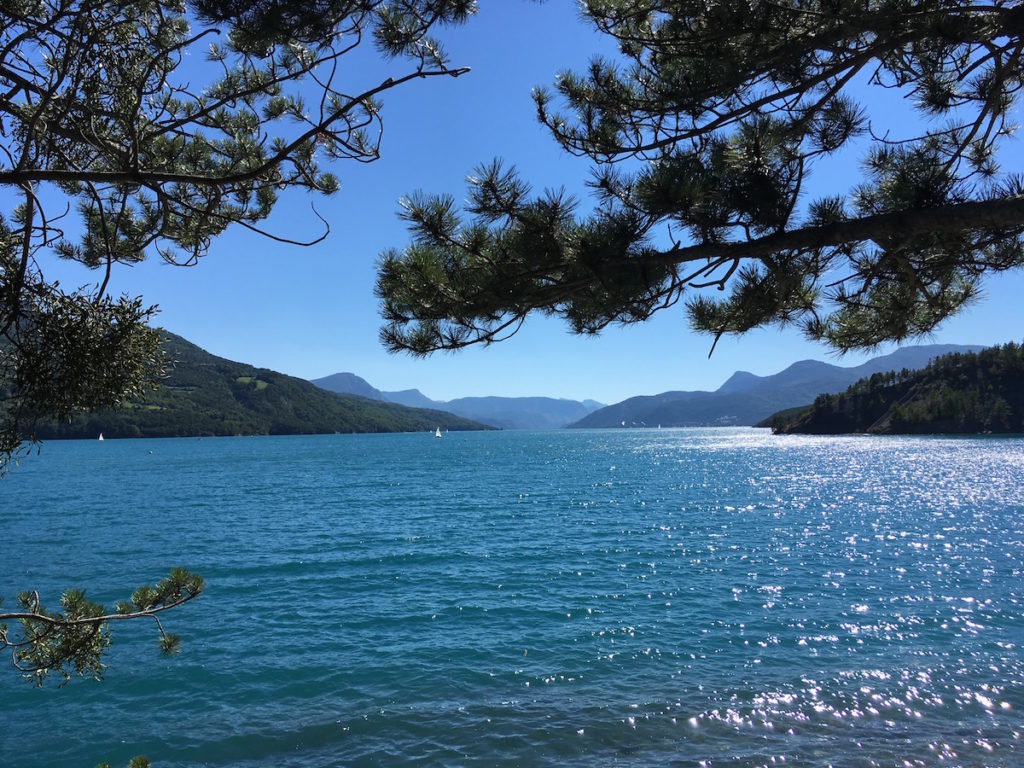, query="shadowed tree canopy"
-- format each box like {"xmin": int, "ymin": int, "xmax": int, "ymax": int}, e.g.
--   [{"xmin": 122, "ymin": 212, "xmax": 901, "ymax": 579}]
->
[
  {"xmin": 377, "ymin": 0, "xmax": 1024, "ymax": 356},
  {"xmin": 0, "ymin": 0, "xmax": 474, "ymax": 468}
]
